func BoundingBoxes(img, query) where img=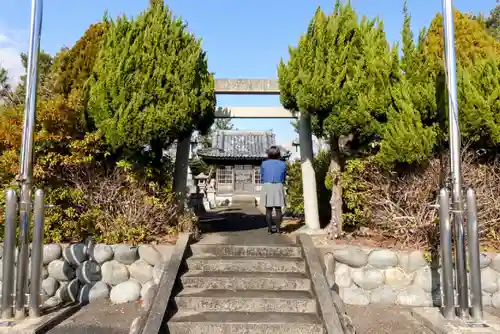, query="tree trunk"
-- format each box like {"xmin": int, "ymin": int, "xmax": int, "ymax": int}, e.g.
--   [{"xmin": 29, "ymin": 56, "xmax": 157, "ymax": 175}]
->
[{"xmin": 326, "ymin": 136, "xmax": 344, "ymax": 239}]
